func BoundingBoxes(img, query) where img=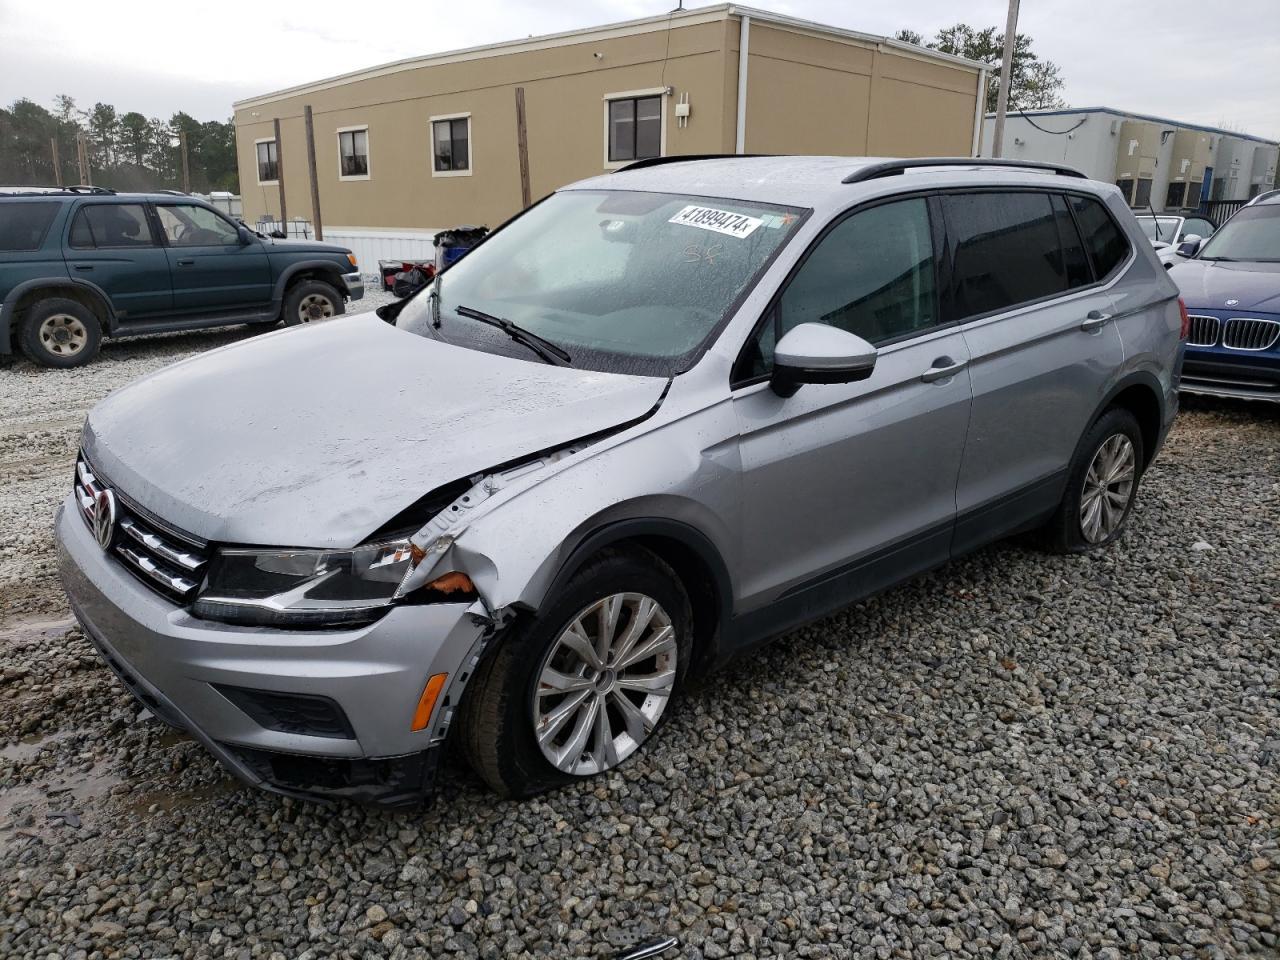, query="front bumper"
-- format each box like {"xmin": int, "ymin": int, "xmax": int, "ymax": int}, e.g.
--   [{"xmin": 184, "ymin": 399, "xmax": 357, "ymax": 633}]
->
[
  {"xmin": 342, "ymin": 271, "xmax": 365, "ymax": 302},
  {"xmin": 1180, "ymin": 356, "xmax": 1280, "ymax": 403},
  {"xmin": 56, "ymin": 498, "xmax": 487, "ymax": 805}
]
